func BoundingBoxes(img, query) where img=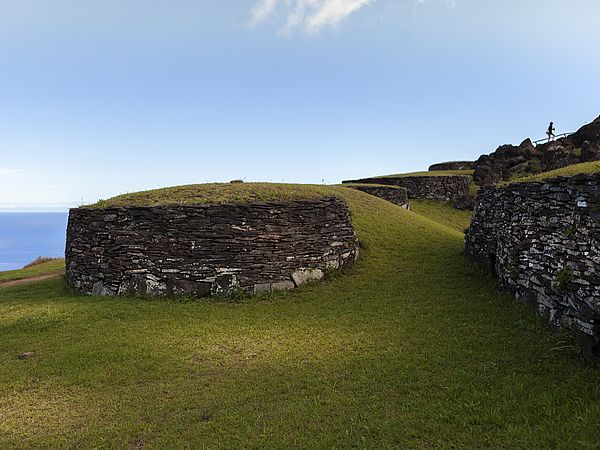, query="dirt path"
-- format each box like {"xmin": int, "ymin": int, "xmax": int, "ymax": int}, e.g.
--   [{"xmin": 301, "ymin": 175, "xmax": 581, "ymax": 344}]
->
[{"xmin": 0, "ymin": 271, "xmax": 64, "ymax": 288}]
